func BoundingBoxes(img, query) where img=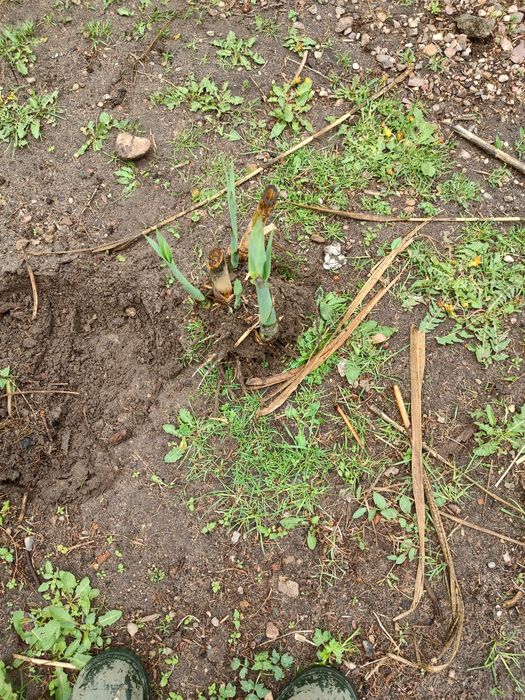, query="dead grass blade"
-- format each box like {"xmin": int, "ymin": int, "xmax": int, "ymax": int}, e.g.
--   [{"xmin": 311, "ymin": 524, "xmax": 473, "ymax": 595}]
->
[
  {"xmin": 31, "ymin": 69, "xmax": 412, "ymax": 257},
  {"xmin": 255, "ymin": 221, "xmax": 427, "ymax": 415},
  {"xmin": 391, "ymin": 384, "xmax": 464, "ymax": 673},
  {"xmin": 26, "ymin": 261, "xmax": 38, "ymax": 320},
  {"xmin": 368, "ymin": 404, "xmax": 524, "ymax": 517},
  {"xmin": 393, "ymin": 327, "xmax": 426, "ymax": 622},
  {"xmin": 258, "ymin": 273, "xmax": 400, "ymax": 416},
  {"xmin": 291, "ymin": 202, "xmax": 525, "ymax": 224}
]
